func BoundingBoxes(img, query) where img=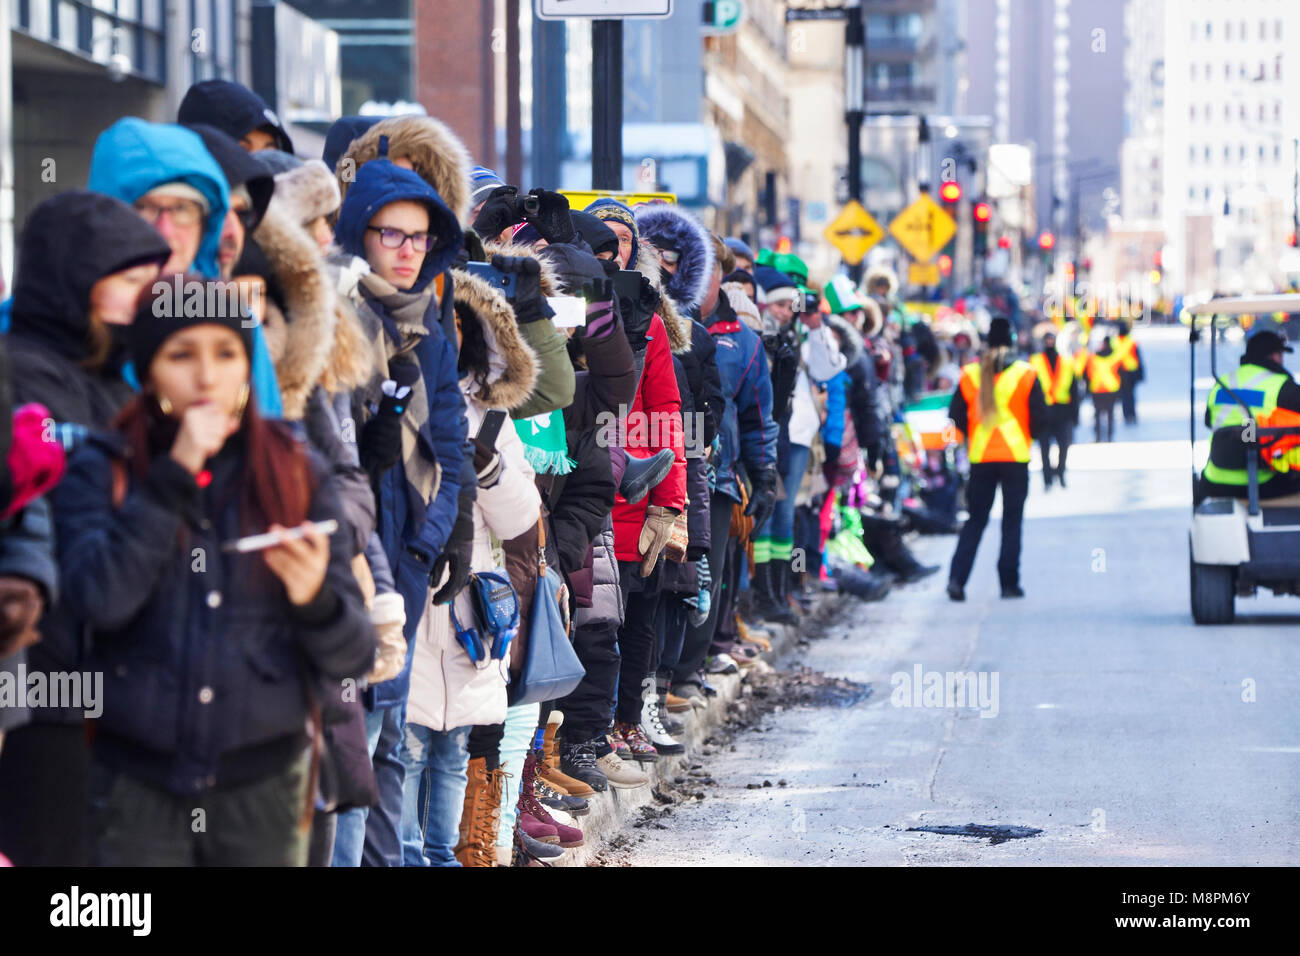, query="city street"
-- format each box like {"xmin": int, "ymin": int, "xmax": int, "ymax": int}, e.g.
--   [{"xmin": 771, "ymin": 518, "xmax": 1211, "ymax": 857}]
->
[{"xmin": 627, "ymin": 327, "xmax": 1300, "ymax": 866}]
